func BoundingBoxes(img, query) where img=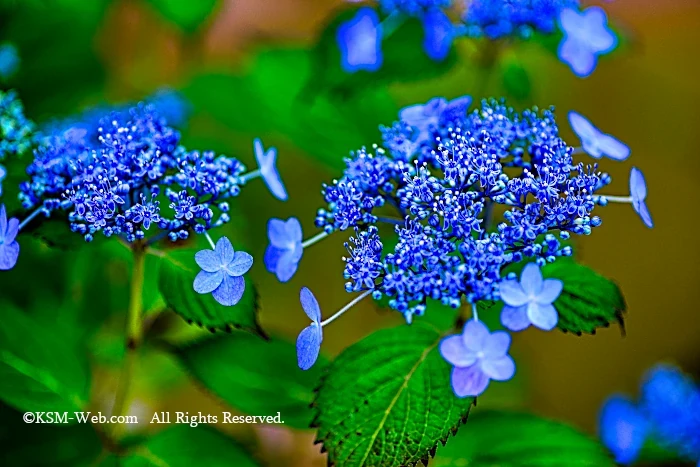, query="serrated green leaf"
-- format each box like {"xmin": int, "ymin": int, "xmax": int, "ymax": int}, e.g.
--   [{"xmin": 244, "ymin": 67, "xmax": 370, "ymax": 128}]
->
[
  {"xmin": 542, "ymin": 260, "xmax": 626, "ymax": 335},
  {"xmin": 155, "ymin": 250, "xmax": 265, "ymax": 337},
  {"xmin": 313, "ymin": 323, "xmax": 474, "ymax": 467},
  {"xmin": 0, "ymin": 304, "xmax": 90, "ymax": 416},
  {"xmin": 174, "ymin": 333, "xmax": 326, "ymax": 429},
  {"xmin": 122, "ymin": 425, "xmax": 259, "ymax": 467},
  {"xmin": 145, "ymin": 0, "xmax": 219, "ymax": 33},
  {"xmin": 432, "ymin": 411, "xmax": 615, "ymax": 466}
]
